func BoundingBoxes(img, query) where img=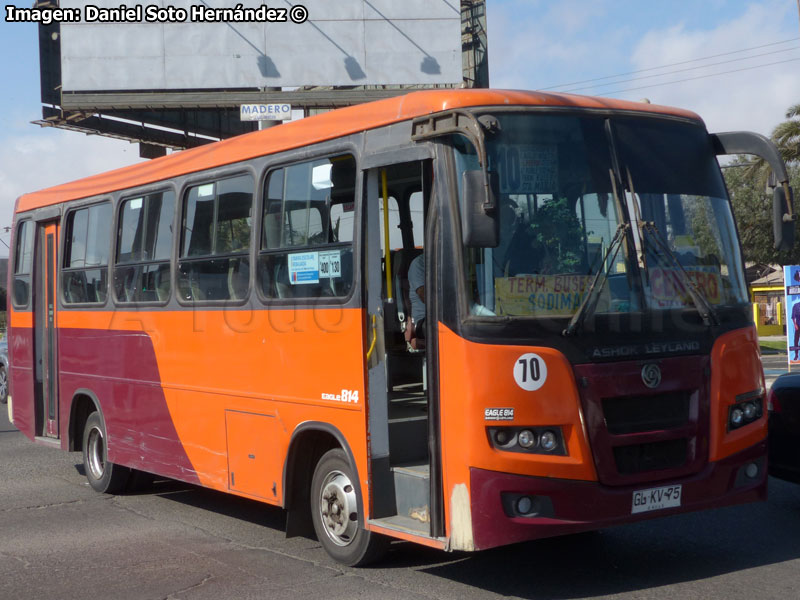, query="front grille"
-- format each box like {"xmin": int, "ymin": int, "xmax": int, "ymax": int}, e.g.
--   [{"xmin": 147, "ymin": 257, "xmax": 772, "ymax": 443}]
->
[
  {"xmin": 602, "ymin": 392, "xmax": 690, "ymax": 434},
  {"xmin": 613, "ymin": 439, "xmax": 688, "ymax": 474},
  {"xmin": 574, "ymin": 356, "xmax": 709, "ymax": 486}
]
